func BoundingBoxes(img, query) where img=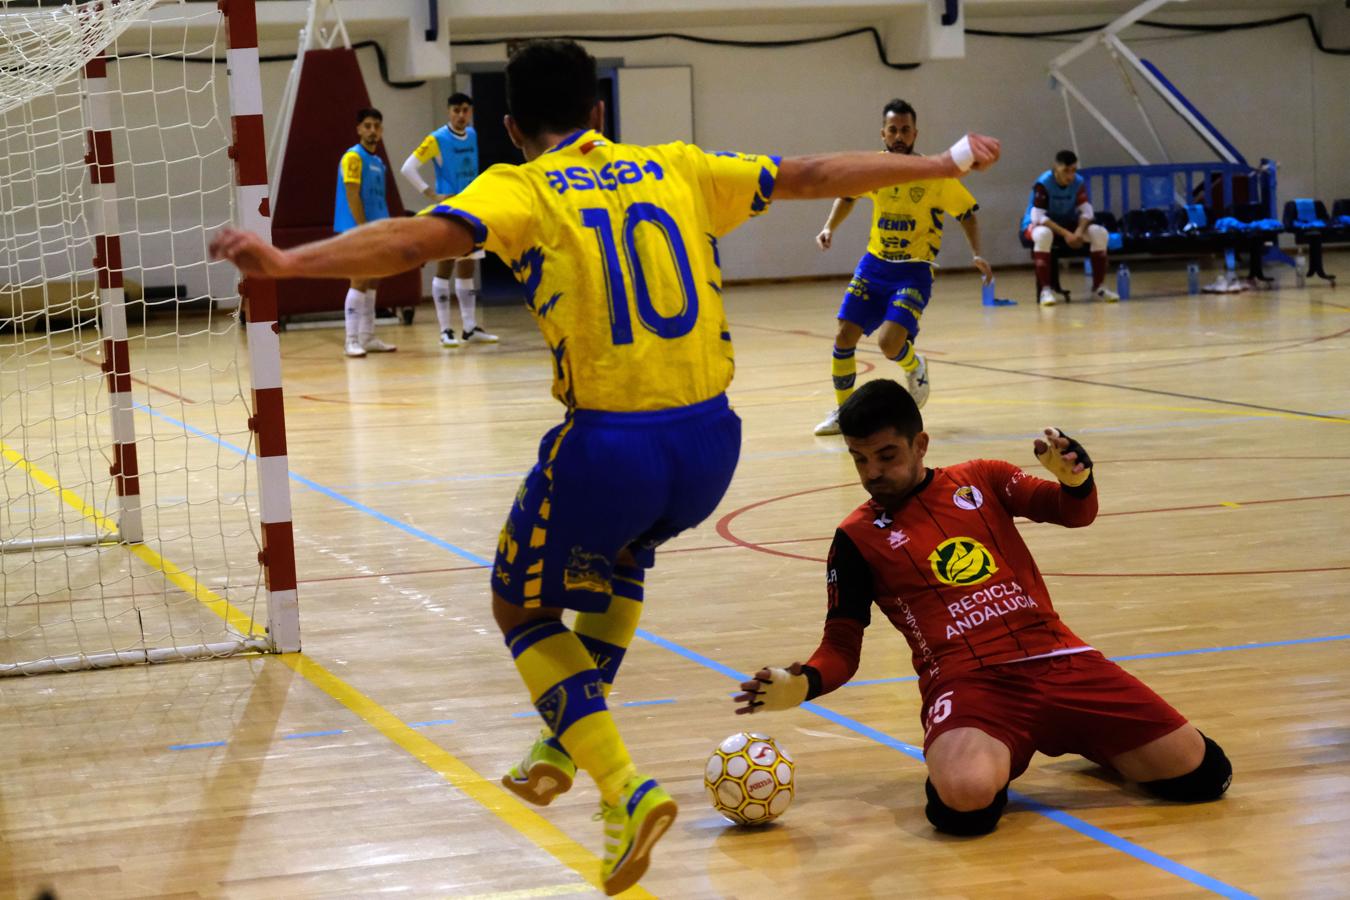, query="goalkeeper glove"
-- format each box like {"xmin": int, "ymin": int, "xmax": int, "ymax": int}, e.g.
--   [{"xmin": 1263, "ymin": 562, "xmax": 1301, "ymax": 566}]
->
[
  {"xmin": 739, "ymin": 665, "xmax": 809, "ymax": 713},
  {"xmin": 1035, "ymin": 426, "xmax": 1093, "ymax": 487}
]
